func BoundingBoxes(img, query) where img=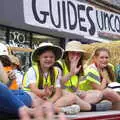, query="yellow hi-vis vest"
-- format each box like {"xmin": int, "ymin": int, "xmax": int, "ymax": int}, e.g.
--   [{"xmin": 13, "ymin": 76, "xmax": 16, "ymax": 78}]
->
[
  {"xmin": 57, "ymin": 60, "xmax": 79, "ymax": 92},
  {"xmin": 79, "ymin": 63, "xmax": 101, "ymax": 91},
  {"xmin": 80, "ymin": 63, "xmax": 115, "ymax": 91},
  {"xmin": 22, "ymin": 64, "xmax": 59, "ymax": 91}
]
